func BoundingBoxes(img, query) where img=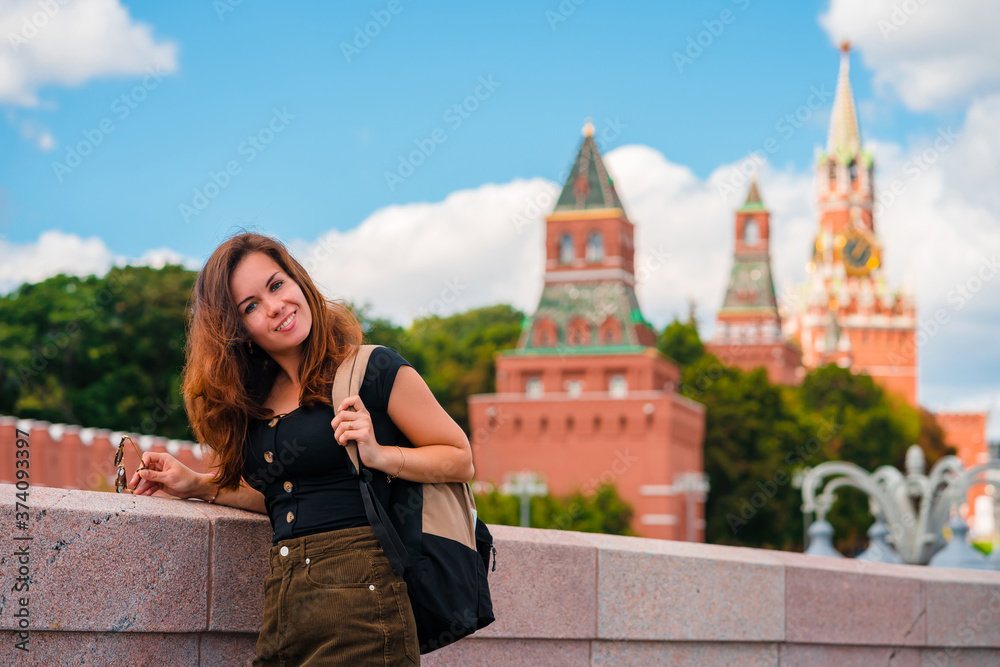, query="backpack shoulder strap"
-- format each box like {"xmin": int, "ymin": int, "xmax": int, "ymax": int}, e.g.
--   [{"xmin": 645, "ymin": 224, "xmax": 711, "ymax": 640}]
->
[
  {"xmin": 332, "ymin": 344, "xmax": 380, "ymax": 475},
  {"xmin": 331, "ymin": 343, "xmax": 409, "ymax": 575}
]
